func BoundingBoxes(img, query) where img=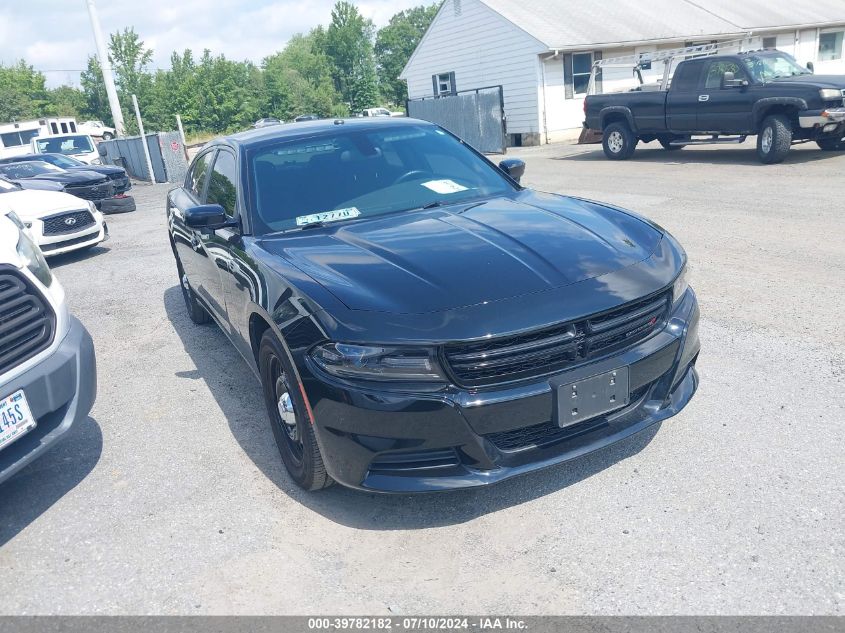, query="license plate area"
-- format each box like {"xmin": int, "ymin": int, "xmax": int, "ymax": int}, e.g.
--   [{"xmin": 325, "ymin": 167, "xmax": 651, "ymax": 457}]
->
[
  {"xmin": 0, "ymin": 389, "xmax": 36, "ymax": 452},
  {"xmin": 555, "ymin": 367, "xmax": 629, "ymax": 428}
]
